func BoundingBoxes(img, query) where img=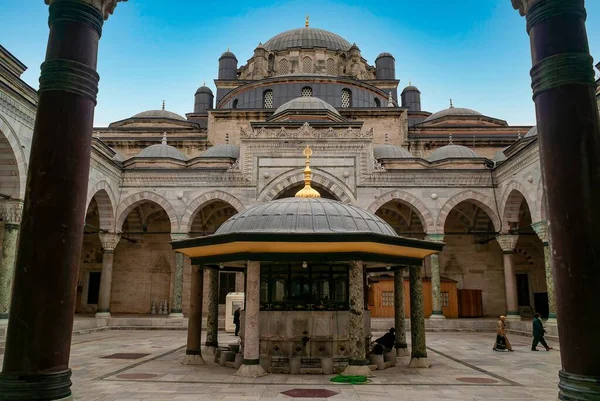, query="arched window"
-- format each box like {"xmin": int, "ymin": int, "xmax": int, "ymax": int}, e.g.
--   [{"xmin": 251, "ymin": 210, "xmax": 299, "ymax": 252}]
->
[
  {"xmin": 263, "ymin": 90, "xmax": 273, "ymax": 108},
  {"xmin": 374, "ymin": 97, "xmax": 381, "ymax": 108},
  {"xmin": 302, "ymin": 57, "xmax": 312, "ymax": 73},
  {"xmin": 278, "ymin": 58, "xmax": 289, "ymax": 75},
  {"xmin": 301, "ymin": 87, "xmax": 313, "ymax": 97},
  {"xmin": 326, "ymin": 58, "xmax": 336, "ymax": 75},
  {"xmin": 341, "ymin": 89, "xmax": 352, "ymax": 108},
  {"xmin": 232, "ymin": 99, "xmax": 238, "ymax": 109}
]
